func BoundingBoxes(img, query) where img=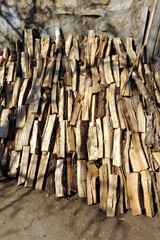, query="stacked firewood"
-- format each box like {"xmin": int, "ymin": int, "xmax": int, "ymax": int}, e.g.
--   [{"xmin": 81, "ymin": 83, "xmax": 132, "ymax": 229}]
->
[{"xmin": 0, "ymin": 27, "xmax": 160, "ymax": 217}]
